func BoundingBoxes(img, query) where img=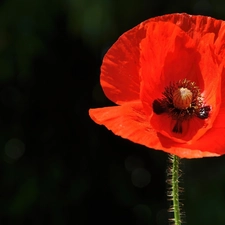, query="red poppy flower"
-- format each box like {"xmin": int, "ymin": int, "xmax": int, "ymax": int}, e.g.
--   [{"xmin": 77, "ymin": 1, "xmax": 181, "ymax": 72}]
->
[{"xmin": 89, "ymin": 13, "xmax": 225, "ymax": 159}]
